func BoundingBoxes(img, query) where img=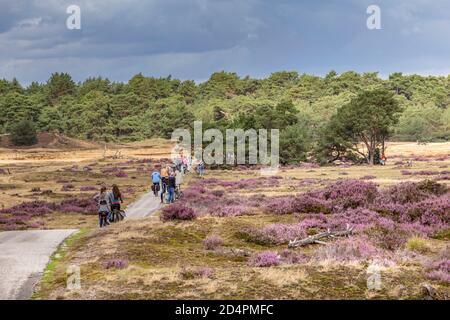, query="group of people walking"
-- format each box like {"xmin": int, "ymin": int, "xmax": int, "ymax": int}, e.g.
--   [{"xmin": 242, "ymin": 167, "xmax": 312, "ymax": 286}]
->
[
  {"xmin": 151, "ymin": 163, "xmax": 184, "ymax": 204},
  {"xmin": 93, "ymin": 184, "xmax": 124, "ymax": 227},
  {"xmin": 93, "ymin": 156, "xmax": 206, "ymax": 227}
]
